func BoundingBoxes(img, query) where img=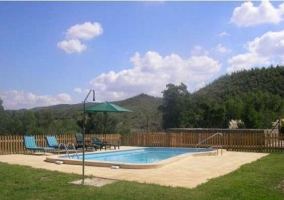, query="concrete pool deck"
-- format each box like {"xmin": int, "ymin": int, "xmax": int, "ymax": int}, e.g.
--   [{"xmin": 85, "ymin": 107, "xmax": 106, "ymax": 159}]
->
[{"xmin": 0, "ymin": 146, "xmax": 268, "ymax": 189}]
